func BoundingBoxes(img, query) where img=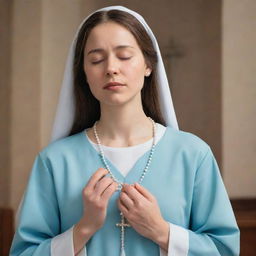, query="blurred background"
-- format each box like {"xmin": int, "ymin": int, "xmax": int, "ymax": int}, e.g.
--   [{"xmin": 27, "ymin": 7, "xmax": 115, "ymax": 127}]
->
[{"xmin": 0, "ymin": 0, "xmax": 255, "ymax": 255}]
